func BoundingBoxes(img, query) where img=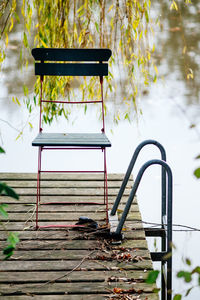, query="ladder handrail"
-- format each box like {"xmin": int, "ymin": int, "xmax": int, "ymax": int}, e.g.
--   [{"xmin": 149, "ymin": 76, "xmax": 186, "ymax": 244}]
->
[
  {"xmin": 110, "ymin": 140, "xmax": 167, "ymax": 218},
  {"xmin": 114, "ymin": 159, "xmax": 173, "ymax": 300},
  {"xmin": 114, "ymin": 159, "xmax": 172, "ymax": 242}
]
